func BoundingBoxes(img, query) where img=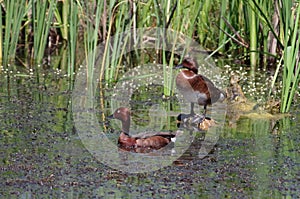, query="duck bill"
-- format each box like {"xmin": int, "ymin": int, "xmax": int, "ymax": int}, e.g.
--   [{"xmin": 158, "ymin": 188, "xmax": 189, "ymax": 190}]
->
[
  {"xmin": 107, "ymin": 114, "xmax": 115, "ymax": 119},
  {"xmin": 173, "ymin": 64, "xmax": 183, "ymax": 69}
]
